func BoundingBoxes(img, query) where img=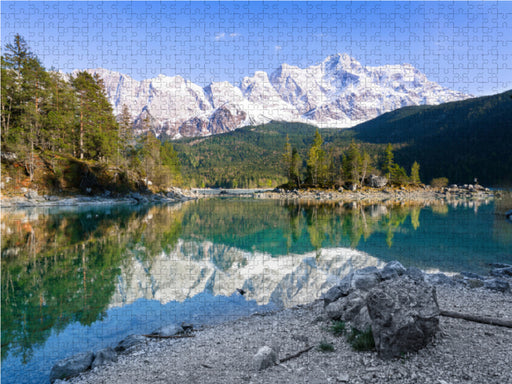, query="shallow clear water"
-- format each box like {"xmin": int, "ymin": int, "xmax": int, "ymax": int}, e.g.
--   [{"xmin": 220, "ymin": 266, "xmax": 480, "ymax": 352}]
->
[{"xmin": 1, "ymin": 198, "xmax": 511, "ymax": 383}]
